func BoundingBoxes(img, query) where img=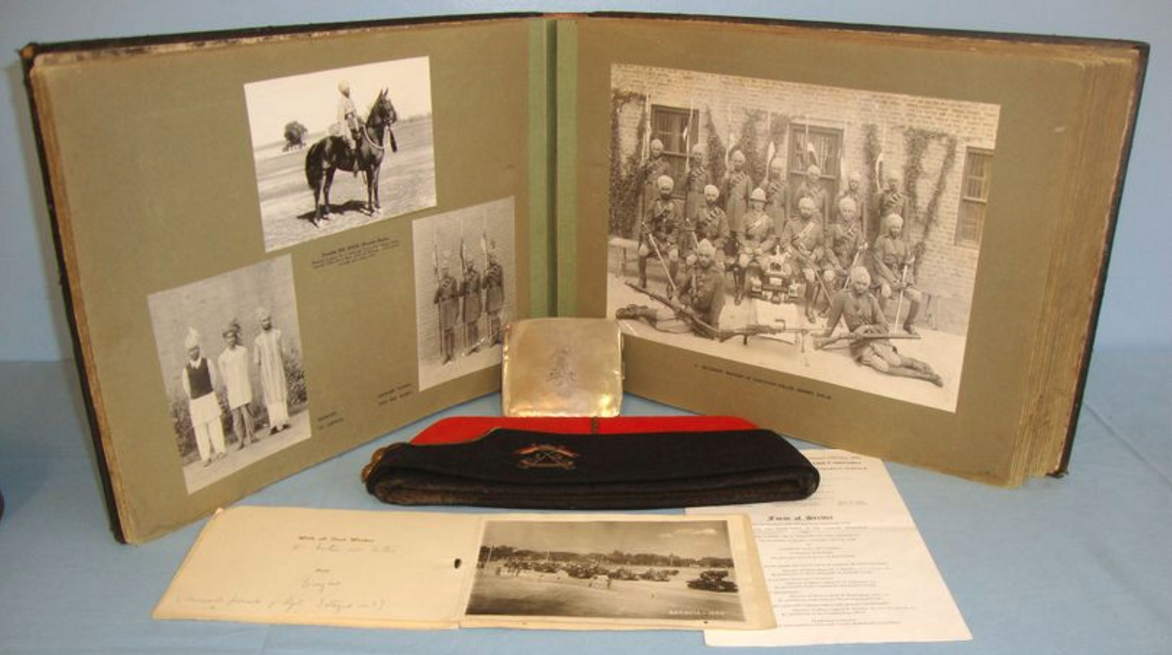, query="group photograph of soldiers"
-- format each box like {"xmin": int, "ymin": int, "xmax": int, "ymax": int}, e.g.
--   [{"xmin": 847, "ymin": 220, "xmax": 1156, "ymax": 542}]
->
[
  {"xmin": 606, "ymin": 64, "xmax": 1000, "ymax": 412},
  {"xmin": 147, "ymin": 256, "xmax": 312, "ymax": 493},
  {"xmin": 243, "ymin": 57, "xmax": 437, "ymax": 252},
  {"xmin": 413, "ymin": 198, "xmax": 516, "ymax": 391}
]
